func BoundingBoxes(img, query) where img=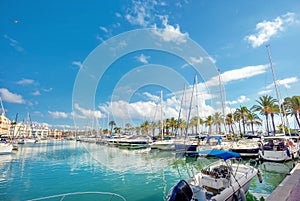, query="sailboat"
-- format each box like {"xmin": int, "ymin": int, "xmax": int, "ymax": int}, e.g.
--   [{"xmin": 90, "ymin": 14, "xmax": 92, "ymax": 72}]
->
[
  {"xmin": 150, "ymin": 90, "xmax": 177, "ymax": 151},
  {"xmin": 257, "ymin": 45, "xmax": 300, "ymax": 162}
]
